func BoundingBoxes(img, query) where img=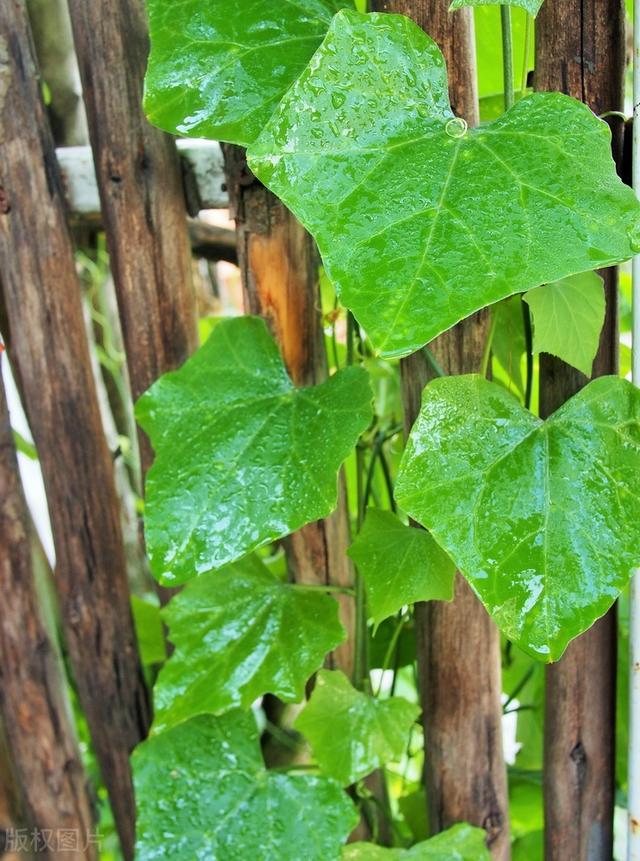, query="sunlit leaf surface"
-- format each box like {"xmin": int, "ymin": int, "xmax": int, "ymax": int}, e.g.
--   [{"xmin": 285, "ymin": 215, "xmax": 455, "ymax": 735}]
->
[
  {"xmin": 294, "ymin": 669, "xmax": 418, "ymax": 785},
  {"xmin": 348, "ymin": 509, "xmax": 455, "ymax": 627},
  {"xmin": 450, "ymin": 0, "xmax": 543, "ymax": 16},
  {"xmin": 396, "ymin": 375, "xmax": 640, "ymax": 660},
  {"xmin": 136, "ymin": 316, "xmax": 372, "ymax": 585},
  {"xmin": 152, "ymin": 556, "xmax": 344, "ymax": 733},
  {"xmin": 144, "ymin": 0, "xmax": 352, "ymax": 146},
  {"xmin": 249, "ymin": 10, "xmax": 640, "ymax": 357},
  {"xmin": 343, "ymin": 823, "xmax": 491, "ymax": 859},
  {"xmin": 134, "ymin": 712, "xmax": 357, "ymax": 860},
  {"xmin": 524, "ymin": 272, "xmax": 605, "ymax": 377}
]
